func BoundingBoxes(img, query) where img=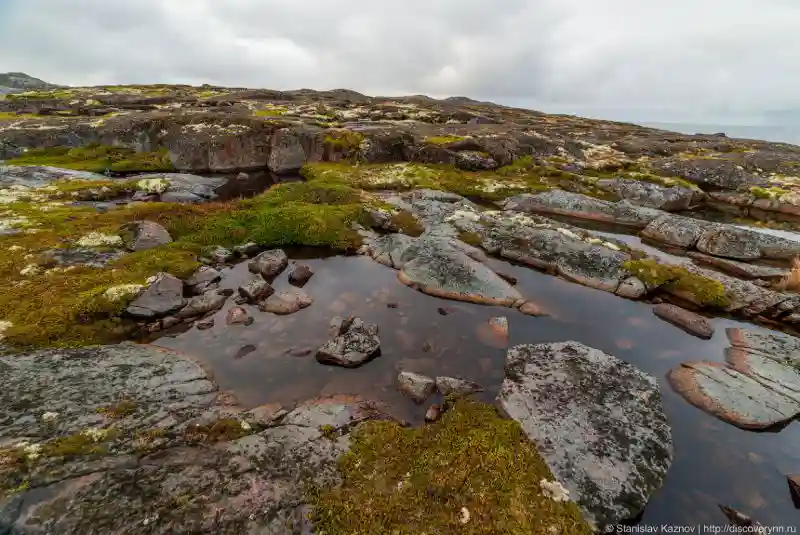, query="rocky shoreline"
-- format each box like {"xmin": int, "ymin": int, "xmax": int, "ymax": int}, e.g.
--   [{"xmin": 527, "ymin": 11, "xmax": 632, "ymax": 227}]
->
[{"xmin": 3, "ymin": 82, "xmax": 800, "ymax": 532}]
